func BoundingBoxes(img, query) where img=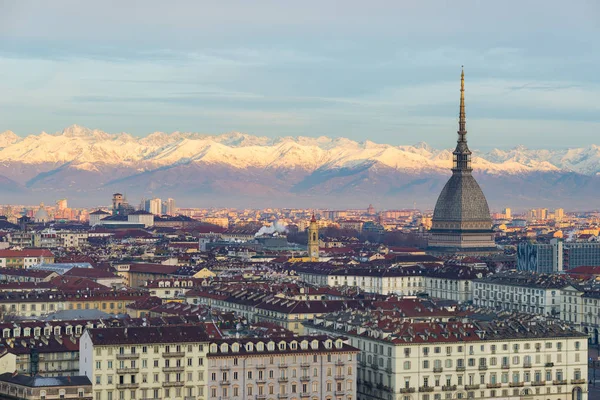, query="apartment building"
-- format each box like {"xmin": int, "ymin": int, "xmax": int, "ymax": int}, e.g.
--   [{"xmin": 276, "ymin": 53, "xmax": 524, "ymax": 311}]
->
[
  {"xmin": 306, "ymin": 312, "xmax": 588, "ymax": 400},
  {"xmin": 0, "ymin": 290, "xmax": 149, "ymax": 318},
  {"xmin": 291, "ymin": 262, "xmax": 486, "ymax": 302},
  {"xmin": 473, "ymin": 272, "xmax": 567, "ymax": 316},
  {"xmin": 79, "ymin": 325, "xmax": 211, "ymax": 400},
  {"xmin": 561, "ymin": 285, "xmax": 600, "ymax": 344},
  {"xmin": 207, "ymin": 336, "xmax": 358, "ymax": 400},
  {"xmin": 0, "ymin": 249, "xmax": 55, "ymax": 269}
]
